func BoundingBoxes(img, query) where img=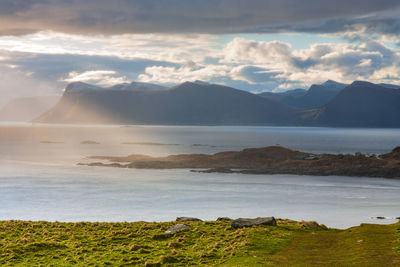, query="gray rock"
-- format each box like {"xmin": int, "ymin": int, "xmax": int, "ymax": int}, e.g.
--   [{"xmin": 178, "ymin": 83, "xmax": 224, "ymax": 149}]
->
[
  {"xmin": 217, "ymin": 217, "xmax": 232, "ymax": 221},
  {"xmin": 231, "ymin": 217, "xmax": 277, "ymax": 228},
  {"xmin": 176, "ymin": 217, "xmax": 202, "ymax": 222},
  {"xmin": 165, "ymin": 224, "xmax": 188, "ymax": 234}
]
